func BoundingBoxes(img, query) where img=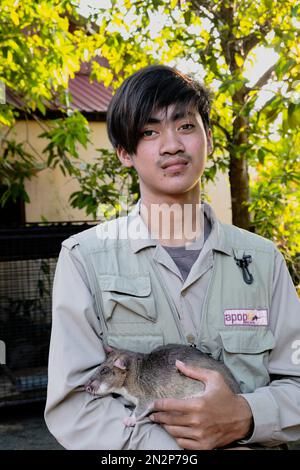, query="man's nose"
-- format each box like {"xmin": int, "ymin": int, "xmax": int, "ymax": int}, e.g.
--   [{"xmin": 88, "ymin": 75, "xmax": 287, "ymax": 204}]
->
[{"xmin": 159, "ymin": 129, "xmax": 185, "ymax": 155}]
